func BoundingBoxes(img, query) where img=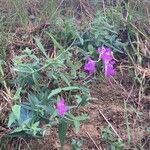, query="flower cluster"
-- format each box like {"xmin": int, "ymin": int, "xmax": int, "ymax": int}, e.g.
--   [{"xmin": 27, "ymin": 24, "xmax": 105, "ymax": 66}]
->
[
  {"xmin": 56, "ymin": 97, "xmax": 68, "ymax": 117},
  {"xmin": 84, "ymin": 46, "xmax": 116, "ymax": 77},
  {"xmin": 84, "ymin": 58, "xmax": 96, "ymax": 75},
  {"xmin": 98, "ymin": 47, "xmax": 116, "ymax": 77},
  {"xmin": 56, "ymin": 47, "xmax": 116, "ymax": 118}
]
